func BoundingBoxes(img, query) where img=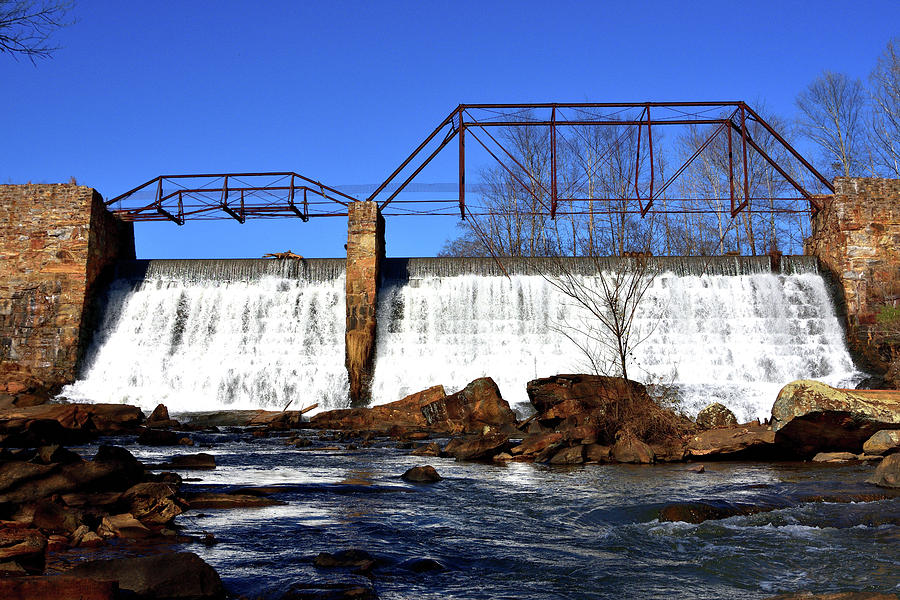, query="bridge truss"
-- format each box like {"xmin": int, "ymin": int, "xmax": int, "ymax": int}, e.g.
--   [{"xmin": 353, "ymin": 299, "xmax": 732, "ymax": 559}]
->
[{"xmin": 105, "ymin": 101, "xmax": 832, "ymax": 225}]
